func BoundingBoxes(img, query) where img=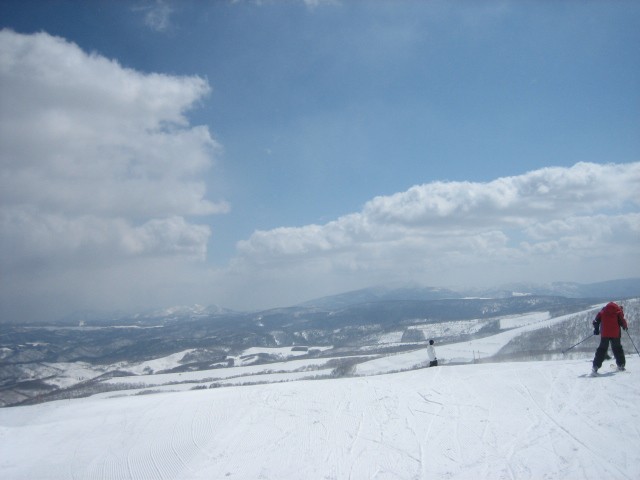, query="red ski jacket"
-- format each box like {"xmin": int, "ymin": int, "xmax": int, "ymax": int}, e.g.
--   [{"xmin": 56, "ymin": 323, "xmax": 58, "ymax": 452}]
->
[{"xmin": 594, "ymin": 302, "xmax": 628, "ymax": 338}]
